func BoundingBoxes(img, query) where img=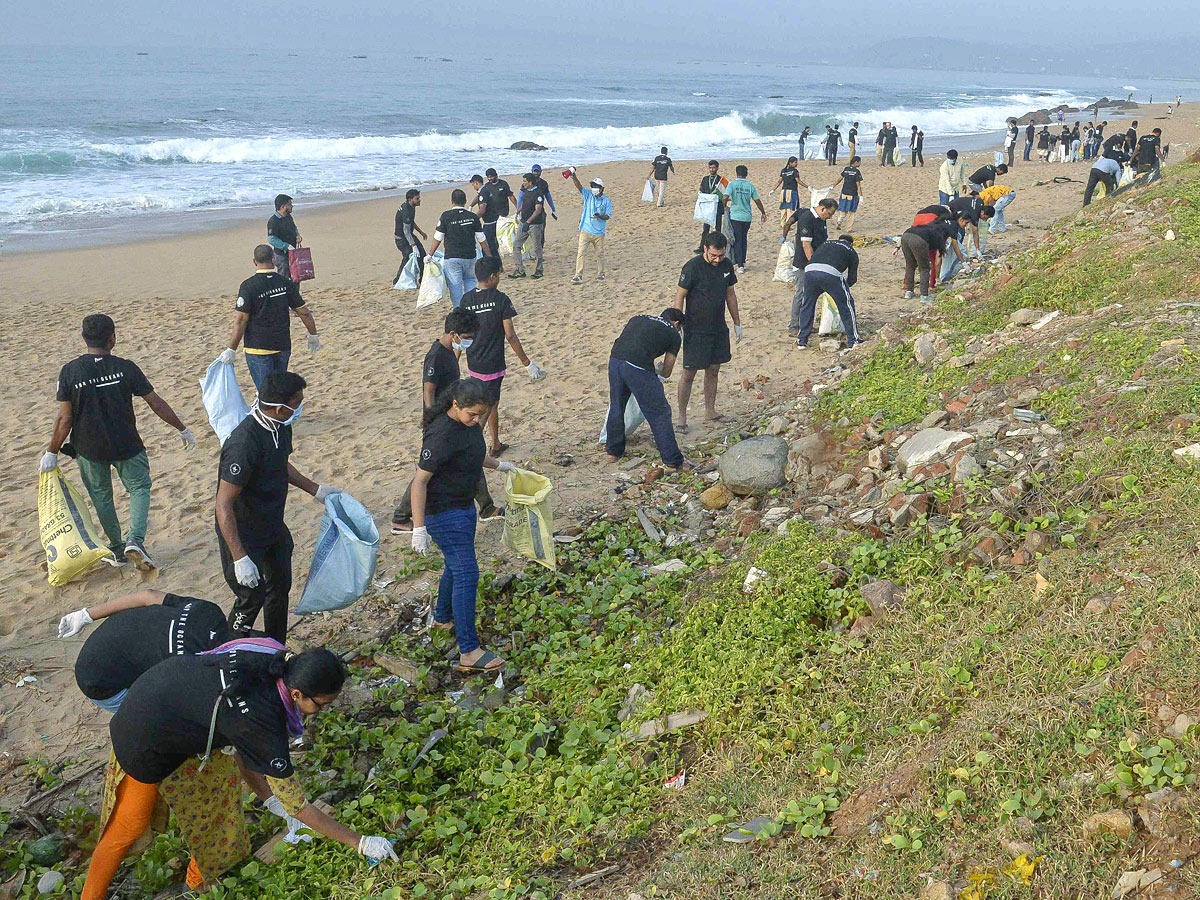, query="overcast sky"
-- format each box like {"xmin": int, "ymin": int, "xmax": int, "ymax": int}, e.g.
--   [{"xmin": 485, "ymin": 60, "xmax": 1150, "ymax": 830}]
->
[{"xmin": 4, "ymin": 0, "xmax": 1198, "ymax": 53}]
